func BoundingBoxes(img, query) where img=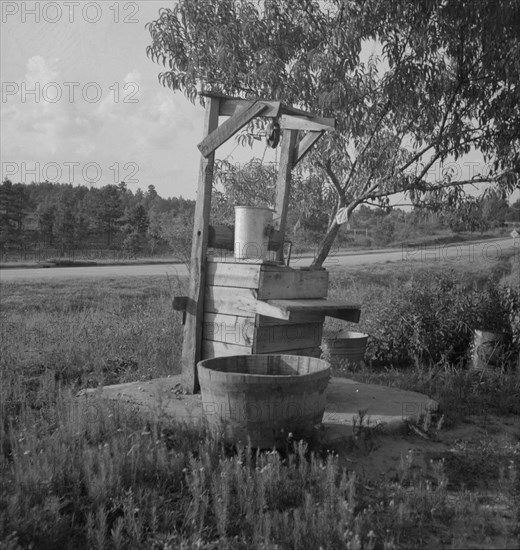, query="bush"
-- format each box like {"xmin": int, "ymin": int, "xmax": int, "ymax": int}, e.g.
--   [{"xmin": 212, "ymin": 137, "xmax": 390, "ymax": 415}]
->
[{"xmin": 364, "ymin": 270, "xmax": 520, "ymax": 370}]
